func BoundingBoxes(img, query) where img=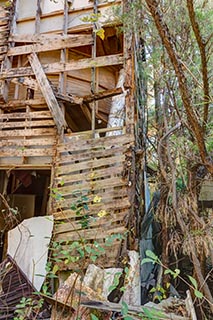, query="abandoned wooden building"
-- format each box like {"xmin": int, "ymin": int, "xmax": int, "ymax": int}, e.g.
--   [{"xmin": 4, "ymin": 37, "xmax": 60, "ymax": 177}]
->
[
  {"xmin": 0, "ymin": 0, "xmax": 138, "ymax": 277},
  {"xmin": 0, "ymin": 1, "xmax": 201, "ymax": 319}
]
